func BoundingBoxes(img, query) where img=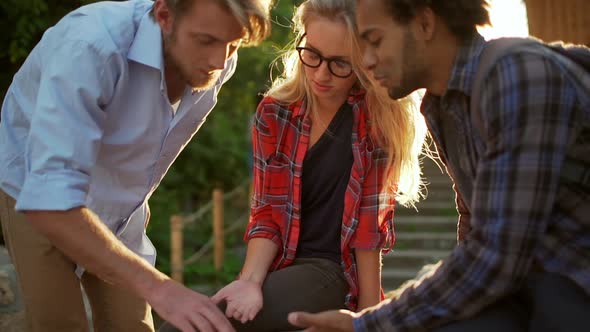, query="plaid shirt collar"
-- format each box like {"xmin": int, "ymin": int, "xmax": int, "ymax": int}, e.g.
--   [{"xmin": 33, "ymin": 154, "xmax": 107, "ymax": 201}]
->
[
  {"xmin": 421, "ymin": 33, "xmax": 486, "ymax": 117},
  {"xmin": 447, "ymin": 33, "xmax": 487, "ymax": 95}
]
